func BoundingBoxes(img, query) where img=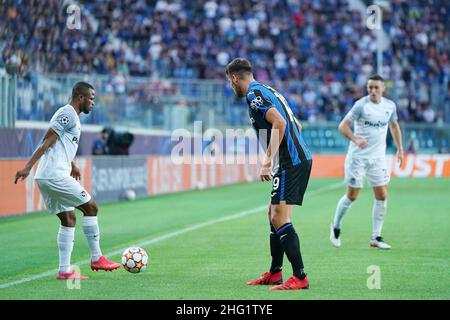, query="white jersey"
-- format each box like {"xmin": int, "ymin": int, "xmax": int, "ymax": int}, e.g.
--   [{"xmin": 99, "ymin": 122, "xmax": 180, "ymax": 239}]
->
[
  {"xmin": 35, "ymin": 105, "xmax": 81, "ymax": 179},
  {"xmin": 345, "ymin": 96, "xmax": 398, "ymax": 159}
]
